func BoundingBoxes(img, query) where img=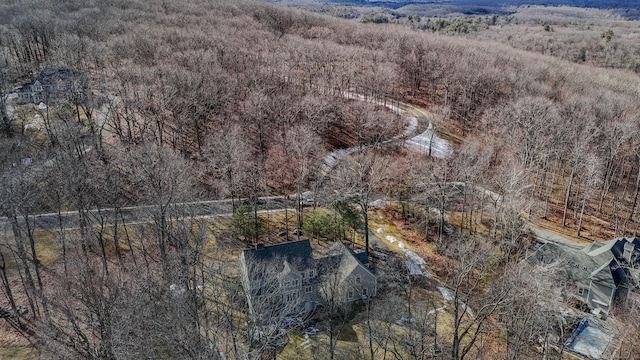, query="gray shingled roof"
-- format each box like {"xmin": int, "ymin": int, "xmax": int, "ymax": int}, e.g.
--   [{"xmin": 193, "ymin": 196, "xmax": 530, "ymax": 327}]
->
[
  {"xmin": 532, "ymin": 242, "xmax": 614, "ymax": 286},
  {"xmin": 242, "ymin": 239, "xmax": 314, "ymax": 270},
  {"xmin": 590, "ymin": 260, "xmax": 615, "ymax": 284},
  {"xmin": 317, "ymin": 241, "xmax": 374, "ymax": 283},
  {"xmin": 531, "ymin": 238, "xmax": 640, "ymax": 288},
  {"xmin": 19, "ymin": 67, "xmax": 76, "ymax": 92}
]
